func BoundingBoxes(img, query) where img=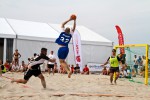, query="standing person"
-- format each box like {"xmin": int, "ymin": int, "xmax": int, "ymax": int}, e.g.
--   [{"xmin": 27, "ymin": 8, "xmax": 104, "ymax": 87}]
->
[
  {"xmin": 102, "ymin": 49, "xmax": 121, "ymax": 85},
  {"xmin": 119, "ymin": 53, "xmax": 126, "ymax": 70},
  {"xmin": 47, "ymin": 51, "xmax": 56, "ymax": 75},
  {"xmin": 133, "ymin": 55, "xmax": 138, "ymax": 74},
  {"xmin": 140, "ymin": 56, "xmax": 146, "ymax": 76},
  {"xmin": 11, "ymin": 48, "xmax": 55, "ymax": 89},
  {"xmin": 13, "ymin": 49, "xmax": 21, "ymax": 66},
  {"xmin": 55, "ymin": 16, "xmax": 76, "ymax": 78}
]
